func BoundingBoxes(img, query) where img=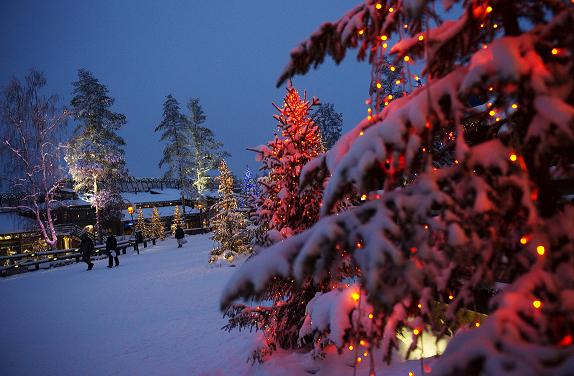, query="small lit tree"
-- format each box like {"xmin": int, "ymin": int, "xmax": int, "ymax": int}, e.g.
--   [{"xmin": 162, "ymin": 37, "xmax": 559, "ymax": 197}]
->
[
  {"xmin": 135, "ymin": 208, "xmax": 150, "ymax": 239},
  {"xmin": 150, "ymin": 207, "xmax": 165, "ymax": 239},
  {"xmin": 209, "ymin": 160, "xmax": 251, "ymax": 264},
  {"xmin": 170, "ymin": 205, "xmax": 184, "ymax": 235}
]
